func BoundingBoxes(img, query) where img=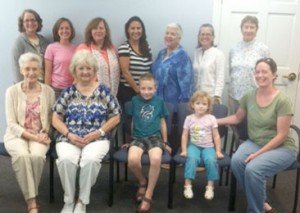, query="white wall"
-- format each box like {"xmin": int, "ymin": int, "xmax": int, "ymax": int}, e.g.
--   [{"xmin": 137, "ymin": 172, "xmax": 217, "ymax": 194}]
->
[{"xmin": 0, "ymin": 0, "xmax": 213, "ymax": 139}]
